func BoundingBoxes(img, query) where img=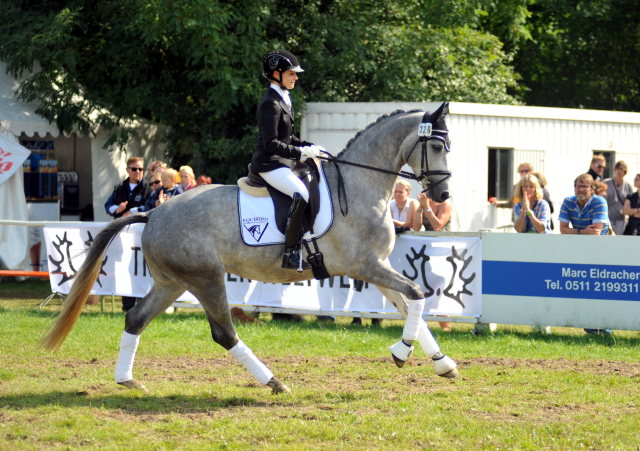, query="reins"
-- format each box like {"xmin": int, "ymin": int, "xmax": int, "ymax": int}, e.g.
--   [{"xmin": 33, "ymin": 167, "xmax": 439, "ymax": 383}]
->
[{"xmin": 317, "ymin": 112, "xmax": 452, "ymax": 216}]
